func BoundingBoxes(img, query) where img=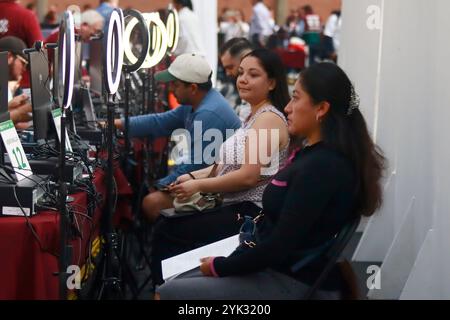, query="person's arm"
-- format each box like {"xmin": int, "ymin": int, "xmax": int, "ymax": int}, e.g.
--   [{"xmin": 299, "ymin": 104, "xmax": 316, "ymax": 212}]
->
[
  {"xmin": 212, "ymin": 160, "xmax": 340, "ymax": 277},
  {"xmin": 124, "ymin": 106, "xmax": 188, "ymax": 139},
  {"xmin": 171, "ymin": 113, "xmax": 288, "ymax": 199},
  {"xmin": 175, "ymin": 165, "xmax": 217, "ymax": 184}
]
